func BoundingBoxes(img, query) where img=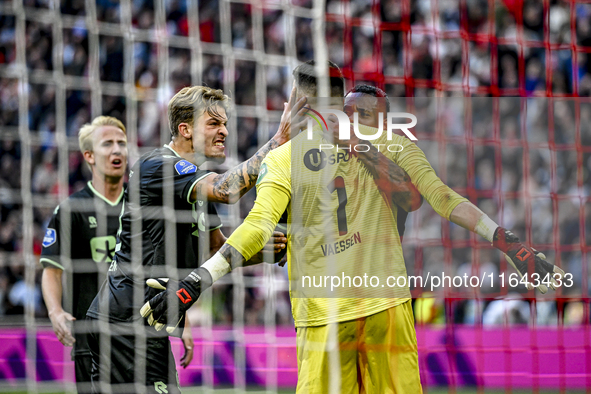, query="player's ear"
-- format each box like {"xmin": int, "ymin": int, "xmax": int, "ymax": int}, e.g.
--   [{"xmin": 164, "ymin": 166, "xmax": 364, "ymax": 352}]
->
[
  {"xmin": 177, "ymin": 123, "xmax": 192, "ymax": 140},
  {"xmin": 83, "ymin": 150, "xmax": 95, "ymax": 165}
]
